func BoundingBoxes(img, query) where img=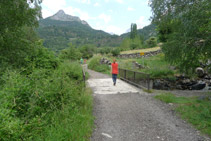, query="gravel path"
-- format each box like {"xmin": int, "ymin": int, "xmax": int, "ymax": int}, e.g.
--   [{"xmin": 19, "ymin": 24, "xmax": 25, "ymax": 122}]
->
[{"xmin": 85, "ymin": 66, "xmax": 210, "ymax": 141}]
